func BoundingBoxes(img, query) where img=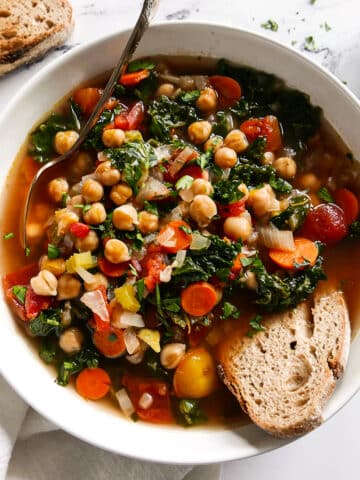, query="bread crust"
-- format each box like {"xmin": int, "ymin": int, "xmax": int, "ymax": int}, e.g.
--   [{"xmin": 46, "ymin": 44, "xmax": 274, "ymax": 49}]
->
[
  {"xmin": 219, "ymin": 291, "xmax": 350, "ymax": 438},
  {"xmin": 0, "ymin": 0, "xmax": 73, "ymax": 75}
]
